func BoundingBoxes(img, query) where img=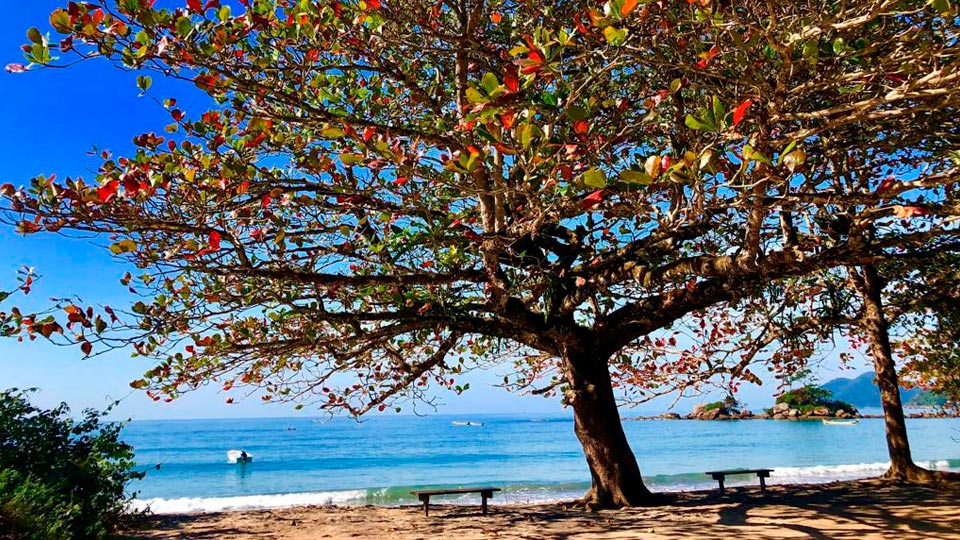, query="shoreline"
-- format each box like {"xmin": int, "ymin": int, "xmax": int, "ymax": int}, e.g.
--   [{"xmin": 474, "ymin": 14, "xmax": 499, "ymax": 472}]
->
[
  {"xmin": 127, "ymin": 478, "xmax": 960, "ymax": 539},
  {"xmin": 130, "ymin": 457, "xmax": 960, "ymax": 515}
]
